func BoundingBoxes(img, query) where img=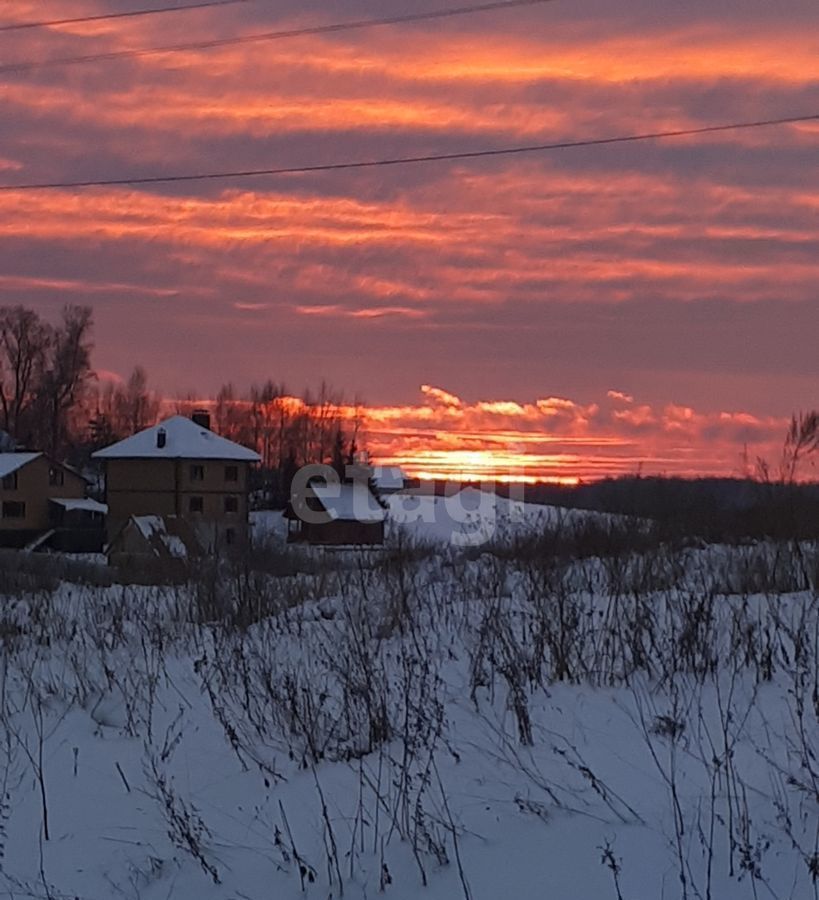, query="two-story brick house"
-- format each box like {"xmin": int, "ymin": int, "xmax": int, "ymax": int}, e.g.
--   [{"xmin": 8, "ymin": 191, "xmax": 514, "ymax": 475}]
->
[
  {"xmin": 93, "ymin": 415, "xmax": 261, "ymax": 548},
  {"xmin": 0, "ymin": 453, "xmax": 92, "ymax": 548}
]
